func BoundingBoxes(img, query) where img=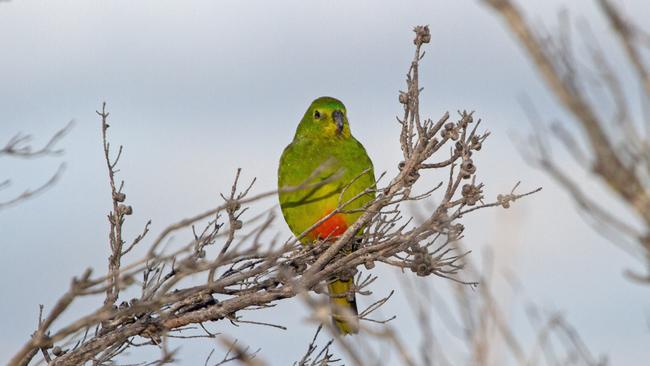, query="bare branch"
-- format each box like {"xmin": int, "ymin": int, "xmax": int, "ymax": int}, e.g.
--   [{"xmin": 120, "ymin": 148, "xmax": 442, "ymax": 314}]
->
[
  {"xmin": 9, "ymin": 25, "xmax": 538, "ymax": 366},
  {"xmin": 0, "ymin": 121, "xmax": 73, "ymax": 159}
]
